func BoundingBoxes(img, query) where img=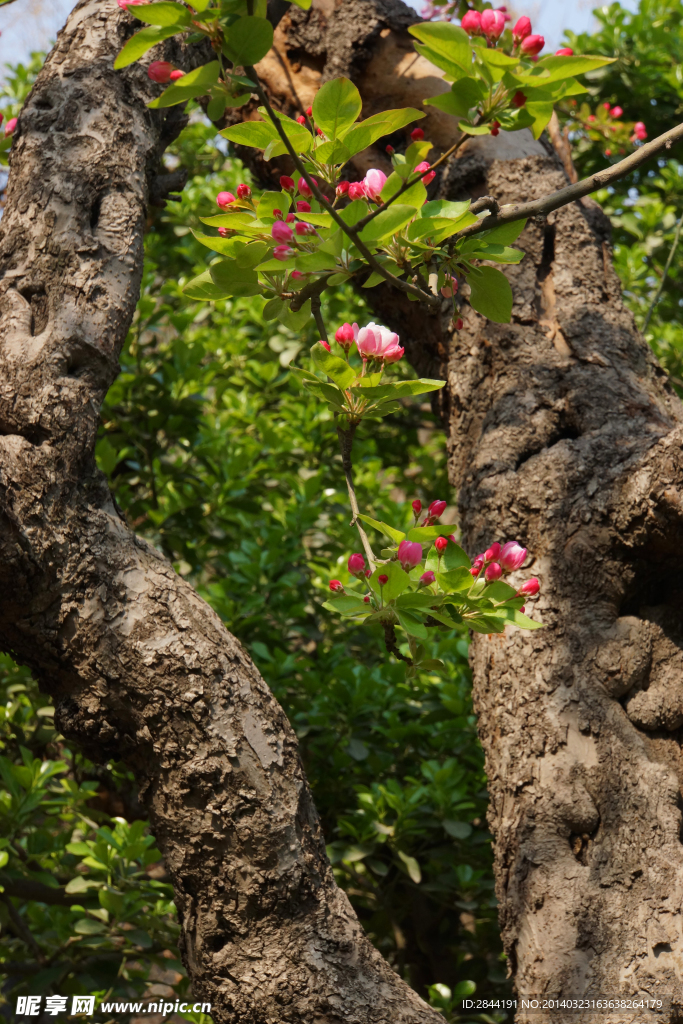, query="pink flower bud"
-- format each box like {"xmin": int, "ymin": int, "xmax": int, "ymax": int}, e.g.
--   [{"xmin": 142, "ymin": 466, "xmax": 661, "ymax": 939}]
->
[
  {"xmin": 285, "ymin": 213, "xmax": 296, "ymax": 223},
  {"xmin": 484, "ymin": 542, "xmax": 501, "ymax": 562},
  {"xmin": 491, "ymin": 121, "xmax": 500, "ymax": 137},
  {"xmin": 412, "ymin": 499, "xmax": 422, "ymax": 516},
  {"xmin": 470, "ymin": 553, "xmax": 485, "ymax": 577},
  {"xmin": 348, "ymin": 553, "xmax": 366, "ymax": 574},
  {"xmin": 455, "ymin": 318, "xmax": 463, "ymax": 330},
  {"xmin": 420, "ymin": 570, "xmax": 436, "ymax": 585},
  {"xmin": 634, "ymin": 121, "xmax": 647, "ymax": 140},
  {"xmin": 4, "ymin": 117, "xmax": 17, "ymax": 137},
  {"xmin": 386, "ymin": 144, "xmax": 395, "ymax": 155},
  {"xmin": 410, "ymin": 127, "xmax": 425, "ymax": 142},
  {"xmin": 336, "ymin": 180, "xmax": 350, "ymax": 196},
  {"xmin": 296, "ymin": 200, "xmax": 311, "ymax": 212},
  {"xmin": 485, "ymin": 562, "xmax": 502, "ymax": 582},
  {"xmin": 216, "ymin": 191, "xmax": 235, "ymax": 208},
  {"xmin": 348, "ymin": 182, "xmax": 367, "ymax": 200},
  {"xmin": 378, "ymin": 574, "xmax": 389, "ymax": 586},
  {"xmin": 169, "ymin": 69, "xmax": 185, "ymax": 81},
  {"xmin": 296, "ymin": 115, "xmax": 306, "ymax": 125},
  {"xmin": 316, "ymin": 127, "xmax": 324, "ymax": 136},
  {"xmin": 290, "ymin": 270, "xmax": 305, "ymax": 279},
  {"xmin": 280, "ymin": 175, "xmax": 295, "ymax": 192},
  {"xmin": 398, "ymin": 539, "xmax": 422, "ymax": 571},
  {"xmin": 148, "ymin": 61, "xmax": 174, "ymax": 84},
  {"xmin": 335, "ymin": 322, "xmax": 357, "ymax": 345},
  {"xmin": 441, "ymin": 285, "xmax": 453, "ymax": 298},
  {"xmin": 435, "ymin": 536, "xmax": 448, "ymax": 554},
  {"xmin": 383, "ymin": 343, "xmax": 404, "ymax": 364},
  {"xmin": 319, "ymin": 339, "xmax": 331, "ymax": 351},
  {"xmin": 512, "ymin": 16, "xmax": 531, "ymax": 41},
  {"xmin": 499, "ymin": 541, "xmax": 527, "ymax": 572},
  {"xmin": 329, "ymin": 580, "xmax": 344, "ymax": 592},
  {"xmin": 520, "ymin": 605, "xmax": 526, "ymax": 613},
  {"xmin": 461, "ymin": 9, "xmax": 482, "ymax": 33},
  {"xmin": 611, "ymin": 106, "xmax": 623, "ymax": 118},
  {"xmin": 298, "ymin": 176, "xmax": 317, "ymax": 197},
  {"xmin": 273, "ymin": 245, "xmax": 296, "ymax": 260},
  {"xmin": 271, "ymin": 221, "xmax": 293, "ymax": 242},
  {"xmin": 236, "ymin": 183, "xmax": 251, "ymax": 199},
  {"xmin": 363, "ymin": 168, "xmax": 387, "ymax": 200},
  {"xmin": 364, "ymin": 594, "xmax": 371, "ymax": 603},
  {"xmin": 415, "ymin": 161, "xmax": 435, "ymax": 186},
  {"xmin": 521, "ymin": 34, "xmax": 545, "ymax": 56},
  {"xmin": 518, "ymin": 577, "xmax": 540, "ymax": 597},
  {"xmin": 365, "ymin": 569, "xmax": 372, "ymax": 578},
  {"xmin": 306, "ymin": 105, "xmax": 313, "ymax": 116},
  {"xmin": 428, "ymin": 499, "xmax": 447, "ymax": 519},
  {"xmin": 295, "ymin": 221, "xmax": 316, "ymax": 235},
  {"xmin": 555, "ymin": 47, "xmax": 573, "ymax": 56},
  {"xmin": 481, "ymin": 8, "xmax": 506, "ymax": 38},
  {"xmin": 513, "ymin": 91, "xmax": 527, "ymax": 108},
  {"xmin": 218, "ymin": 227, "xmax": 230, "ymax": 237}
]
